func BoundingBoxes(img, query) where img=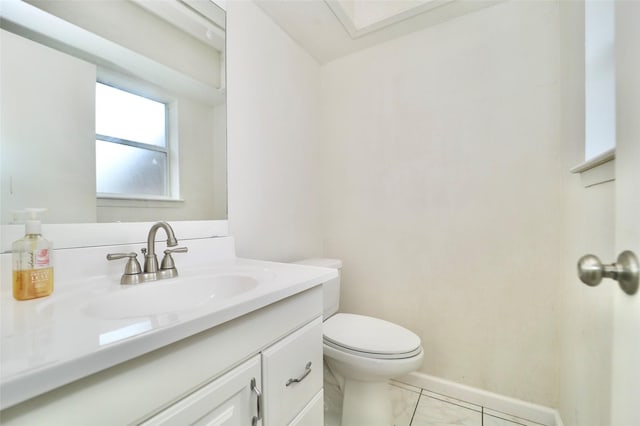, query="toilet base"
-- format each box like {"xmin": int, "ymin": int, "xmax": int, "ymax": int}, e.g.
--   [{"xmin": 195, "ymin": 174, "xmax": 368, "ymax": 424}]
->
[{"xmin": 342, "ymin": 379, "xmax": 391, "ymax": 426}]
